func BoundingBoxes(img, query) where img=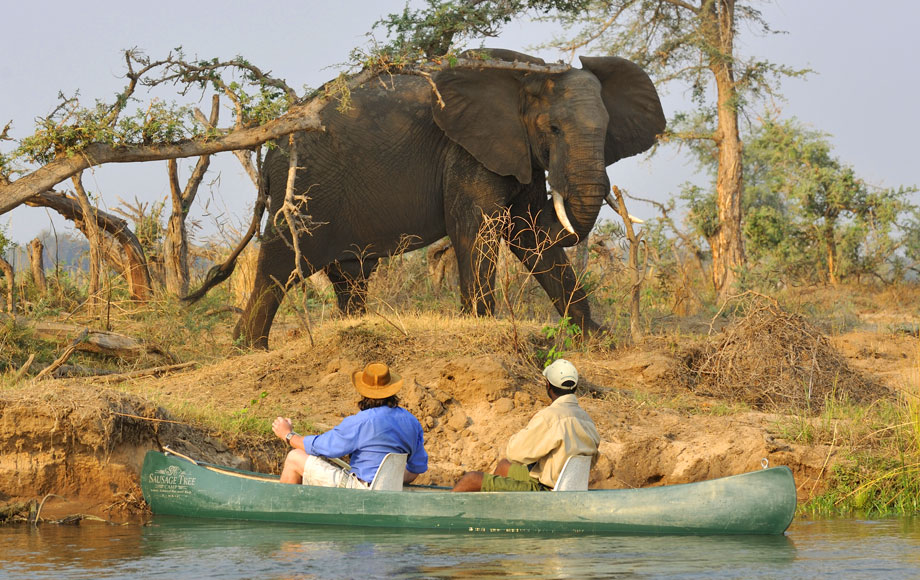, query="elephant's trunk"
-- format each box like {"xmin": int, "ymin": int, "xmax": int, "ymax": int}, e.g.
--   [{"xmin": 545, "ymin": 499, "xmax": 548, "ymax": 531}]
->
[{"xmin": 546, "ymin": 168, "xmax": 609, "ymax": 246}]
